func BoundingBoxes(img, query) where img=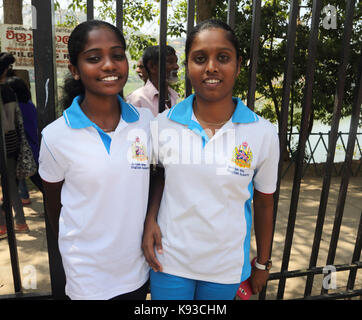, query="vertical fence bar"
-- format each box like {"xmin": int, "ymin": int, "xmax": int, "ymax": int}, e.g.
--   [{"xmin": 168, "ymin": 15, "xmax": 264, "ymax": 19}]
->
[
  {"xmin": 304, "ymin": 0, "xmax": 356, "ymax": 297},
  {"xmin": 116, "ymin": 0, "xmax": 123, "ymax": 33},
  {"xmin": 158, "ymin": 0, "xmax": 168, "ymax": 114},
  {"xmin": 346, "ymin": 212, "xmax": 362, "ymax": 291},
  {"xmin": 247, "ymin": 0, "xmax": 261, "ymax": 110},
  {"xmin": 185, "ymin": 0, "xmax": 195, "ymax": 97},
  {"xmin": 87, "ymin": 0, "xmax": 94, "ymax": 21},
  {"xmin": 0, "ymin": 95, "xmax": 22, "ymax": 294},
  {"xmin": 258, "ymin": 0, "xmax": 299, "ymax": 300},
  {"xmin": 322, "ymin": 53, "xmax": 362, "ymax": 294},
  {"xmin": 31, "ymin": 0, "xmax": 66, "ymax": 299},
  {"xmin": 227, "ymin": 0, "xmax": 236, "ymax": 29},
  {"xmin": 116, "ymin": 0, "xmax": 123, "ymax": 98},
  {"xmin": 276, "ymin": 0, "xmax": 323, "ymax": 300}
]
